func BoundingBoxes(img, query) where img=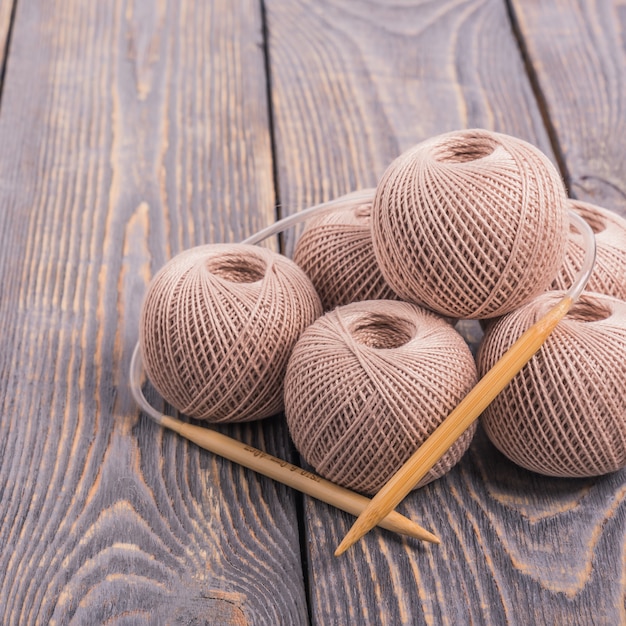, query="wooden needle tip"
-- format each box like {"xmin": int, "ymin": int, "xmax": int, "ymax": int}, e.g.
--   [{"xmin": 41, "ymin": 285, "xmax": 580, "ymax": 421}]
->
[
  {"xmin": 427, "ymin": 532, "xmax": 441, "ymax": 545},
  {"xmin": 410, "ymin": 527, "xmax": 440, "ymax": 545},
  {"xmin": 334, "ymin": 543, "xmax": 349, "ymax": 557},
  {"xmin": 334, "ymin": 524, "xmax": 440, "ymax": 556}
]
